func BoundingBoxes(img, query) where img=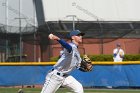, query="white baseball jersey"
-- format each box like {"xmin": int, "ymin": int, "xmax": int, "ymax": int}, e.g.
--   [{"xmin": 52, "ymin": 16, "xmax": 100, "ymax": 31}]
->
[
  {"xmin": 53, "ymin": 42, "xmax": 81, "ymax": 74},
  {"xmin": 113, "ymin": 48, "xmax": 124, "ymax": 62},
  {"xmin": 41, "ymin": 42, "xmax": 84, "ymax": 93}
]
